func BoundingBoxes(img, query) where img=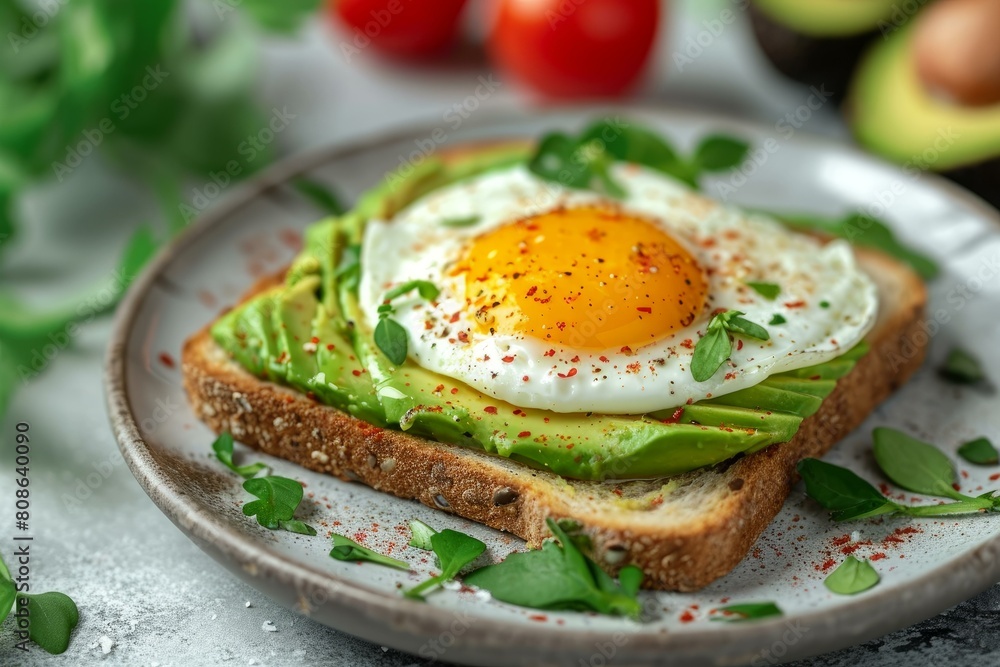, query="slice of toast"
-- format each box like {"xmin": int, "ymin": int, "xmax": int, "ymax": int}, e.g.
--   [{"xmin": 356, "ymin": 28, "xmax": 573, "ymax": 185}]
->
[
  {"xmin": 184, "ymin": 252, "xmax": 926, "ymax": 592},
  {"xmin": 182, "ymin": 164, "xmax": 927, "ymax": 593}
]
